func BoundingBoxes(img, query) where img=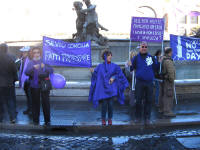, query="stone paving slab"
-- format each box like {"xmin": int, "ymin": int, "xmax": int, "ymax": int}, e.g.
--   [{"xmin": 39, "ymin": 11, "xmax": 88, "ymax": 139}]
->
[{"xmin": 177, "ymin": 137, "xmax": 200, "ymax": 149}]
